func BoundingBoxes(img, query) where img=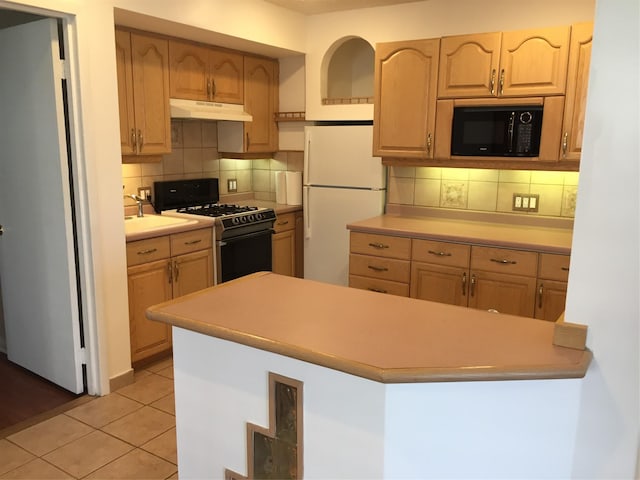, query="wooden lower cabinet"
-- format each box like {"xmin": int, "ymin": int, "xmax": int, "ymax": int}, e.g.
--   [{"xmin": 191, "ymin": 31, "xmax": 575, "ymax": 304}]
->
[
  {"xmin": 410, "ymin": 262, "xmax": 468, "ymax": 306},
  {"xmin": 535, "ymin": 253, "xmax": 570, "ymax": 321},
  {"xmin": 468, "ymin": 270, "xmax": 537, "ymax": 317},
  {"xmin": 272, "ymin": 212, "xmax": 296, "ymax": 277},
  {"xmin": 351, "ymin": 231, "xmax": 565, "ymax": 320},
  {"xmin": 127, "ymin": 228, "xmax": 213, "ymax": 364},
  {"xmin": 348, "ymin": 232, "xmax": 412, "ymax": 296}
]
